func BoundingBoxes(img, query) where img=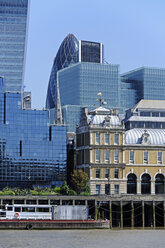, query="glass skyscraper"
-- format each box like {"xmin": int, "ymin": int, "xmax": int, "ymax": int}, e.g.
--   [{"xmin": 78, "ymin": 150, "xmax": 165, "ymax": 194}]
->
[
  {"xmin": 58, "ymin": 62, "xmax": 120, "ymax": 132},
  {"xmin": 0, "ymin": 76, "xmax": 67, "ymax": 188},
  {"xmin": 46, "ymin": 34, "xmax": 121, "ymax": 132},
  {"xmin": 0, "ymin": 0, "xmax": 29, "ymax": 92},
  {"xmin": 121, "ymin": 67, "xmax": 165, "ymax": 111},
  {"xmin": 46, "ymin": 34, "xmax": 104, "ymax": 110}
]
